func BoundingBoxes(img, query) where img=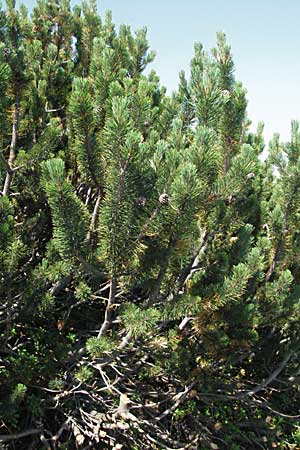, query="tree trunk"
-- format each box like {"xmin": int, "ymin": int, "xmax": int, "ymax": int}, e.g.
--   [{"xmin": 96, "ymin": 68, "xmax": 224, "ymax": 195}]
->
[{"xmin": 2, "ymin": 98, "xmax": 20, "ymax": 196}]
